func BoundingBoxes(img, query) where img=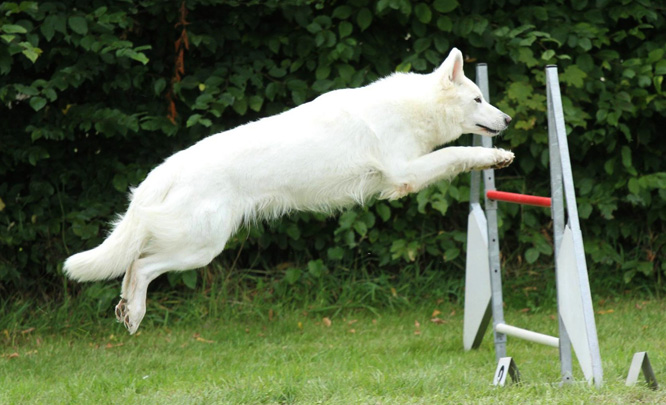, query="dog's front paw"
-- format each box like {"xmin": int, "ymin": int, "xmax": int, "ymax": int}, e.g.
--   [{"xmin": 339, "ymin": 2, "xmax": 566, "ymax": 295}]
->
[
  {"xmin": 475, "ymin": 149, "xmax": 514, "ymax": 171},
  {"xmin": 491, "ymin": 149, "xmax": 514, "ymax": 169}
]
